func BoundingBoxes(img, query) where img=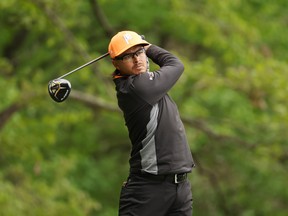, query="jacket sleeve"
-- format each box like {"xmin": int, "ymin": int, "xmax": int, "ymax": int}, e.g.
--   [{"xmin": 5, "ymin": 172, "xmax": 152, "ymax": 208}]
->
[{"xmin": 130, "ymin": 45, "xmax": 184, "ymax": 105}]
